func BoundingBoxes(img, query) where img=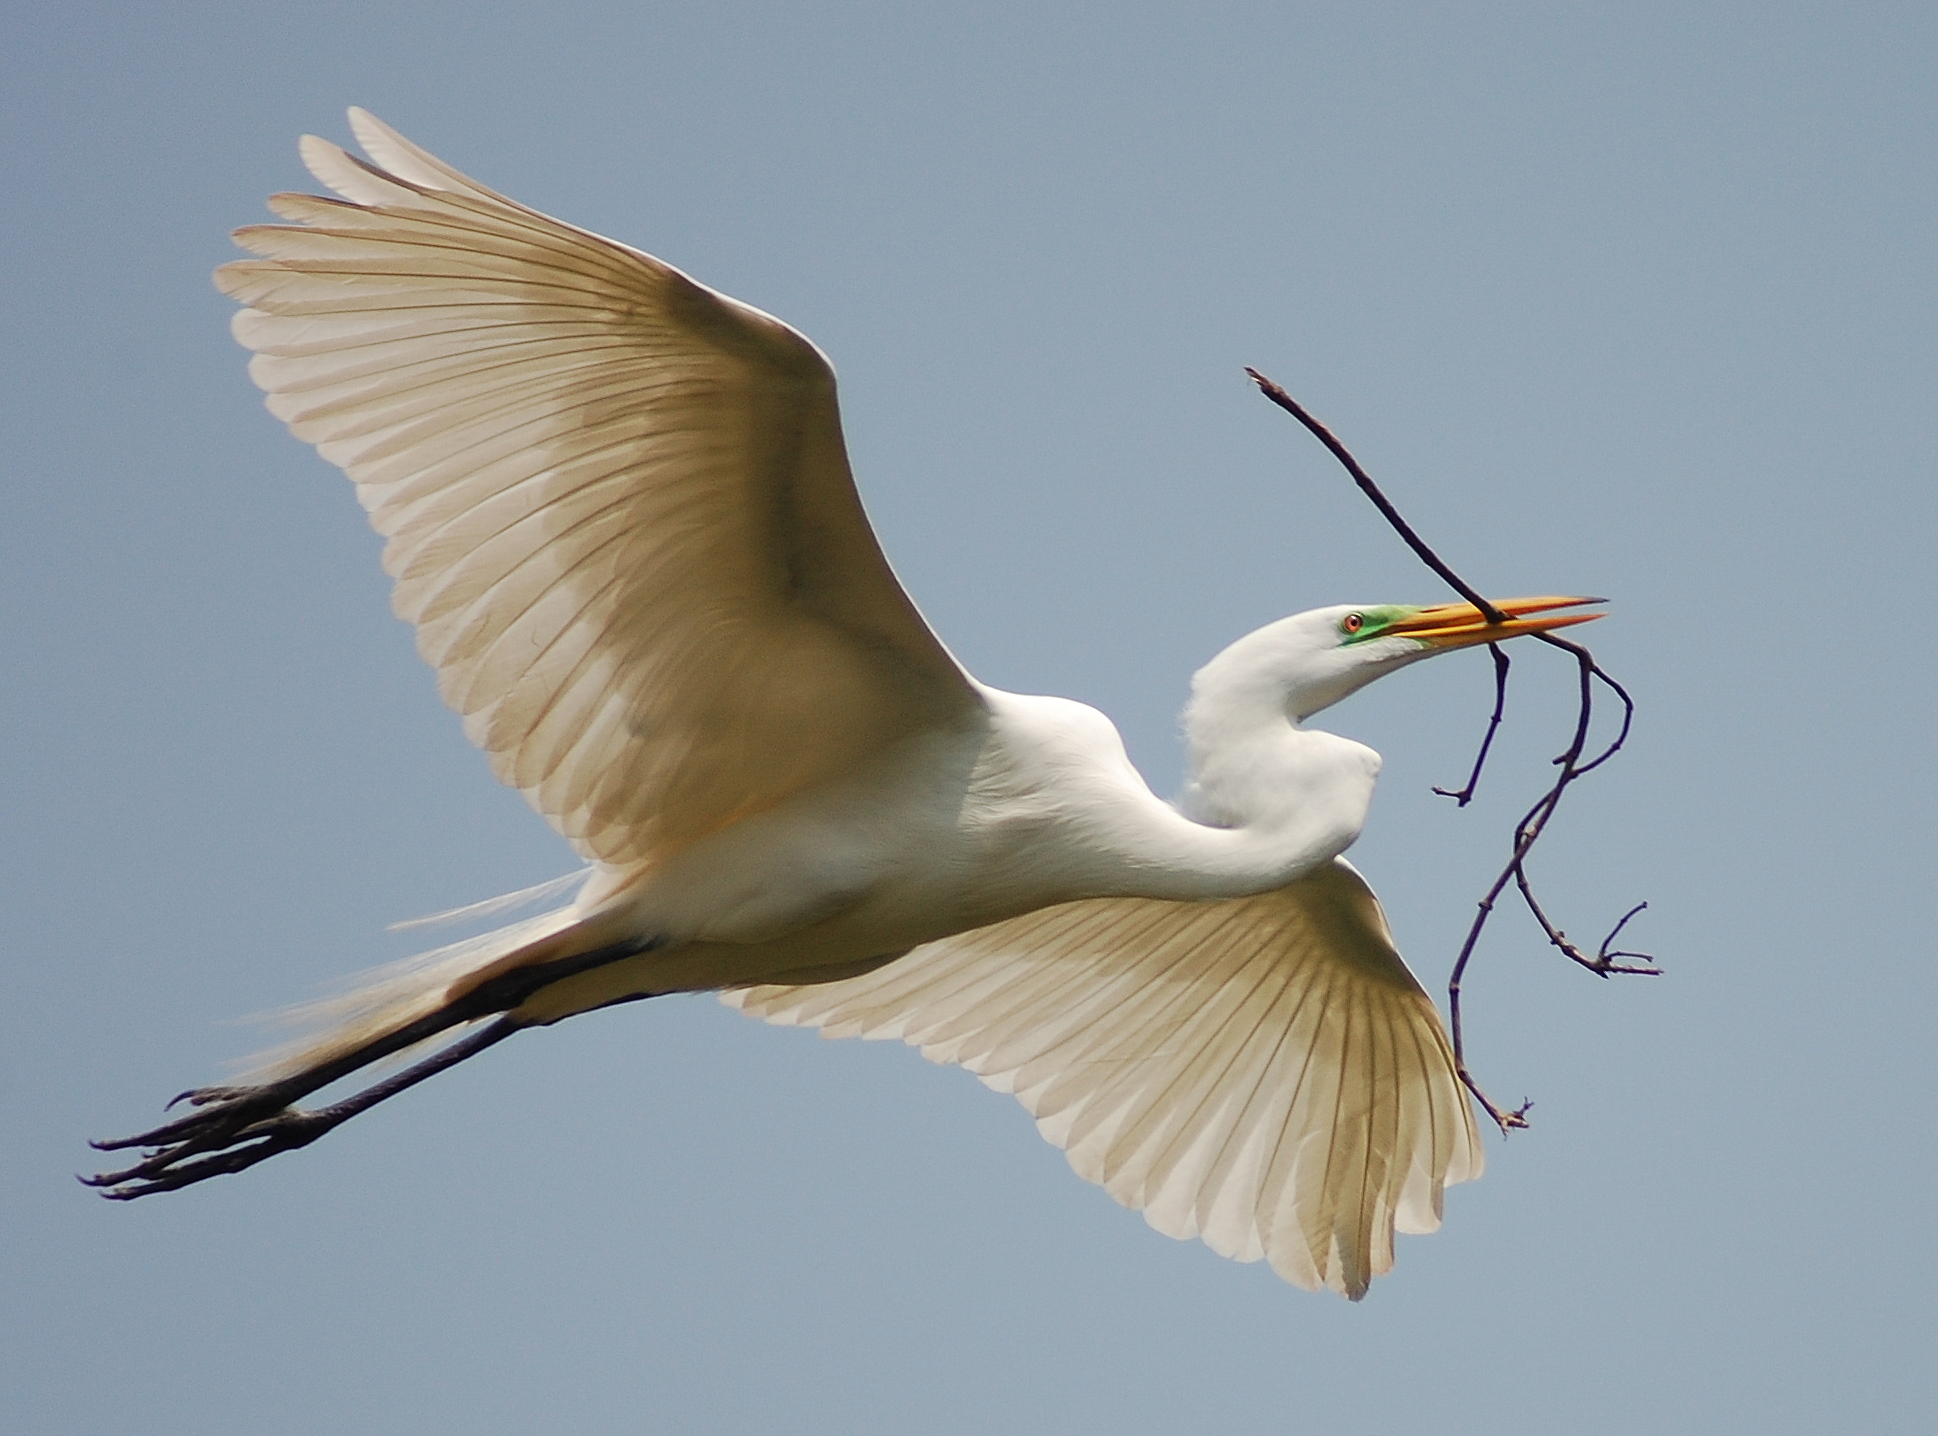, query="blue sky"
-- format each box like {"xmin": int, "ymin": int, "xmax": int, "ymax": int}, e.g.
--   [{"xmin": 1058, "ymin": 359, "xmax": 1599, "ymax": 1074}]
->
[{"xmin": 4, "ymin": 4, "xmax": 1934, "ymax": 1433}]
